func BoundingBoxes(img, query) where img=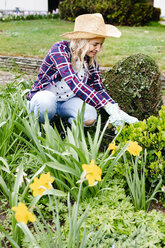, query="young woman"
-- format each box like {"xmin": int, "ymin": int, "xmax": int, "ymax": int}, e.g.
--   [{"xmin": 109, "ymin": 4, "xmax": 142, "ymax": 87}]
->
[{"xmin": 27, "ymin": 13, "xmax": 138, "ymax": 127}]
